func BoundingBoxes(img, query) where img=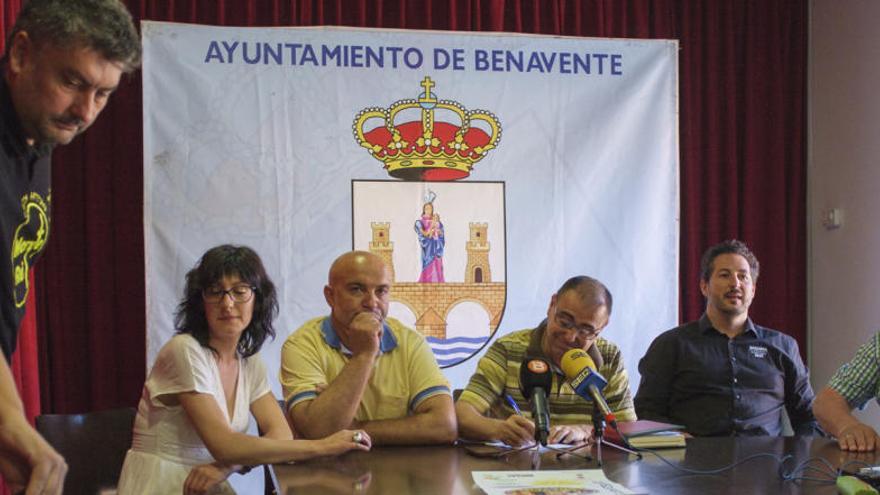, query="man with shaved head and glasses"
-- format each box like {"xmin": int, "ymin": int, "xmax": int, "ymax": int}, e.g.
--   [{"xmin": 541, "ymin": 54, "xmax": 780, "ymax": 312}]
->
[
  {"xmin": 635, "ymin": 239, "xmax": 819, "ymax": 437},
  {"xmin": 456, "ymin": 276, "xmax": 636, "ymax": 447}
]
